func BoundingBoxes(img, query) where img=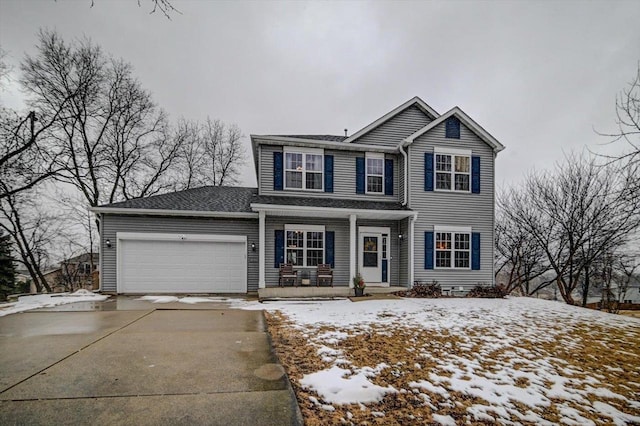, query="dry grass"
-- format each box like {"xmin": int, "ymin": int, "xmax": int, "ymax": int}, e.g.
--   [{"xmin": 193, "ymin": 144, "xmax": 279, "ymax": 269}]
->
[{"xmin": 265, "ymin": 309, "xmax": 640, "ymax": 425}]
